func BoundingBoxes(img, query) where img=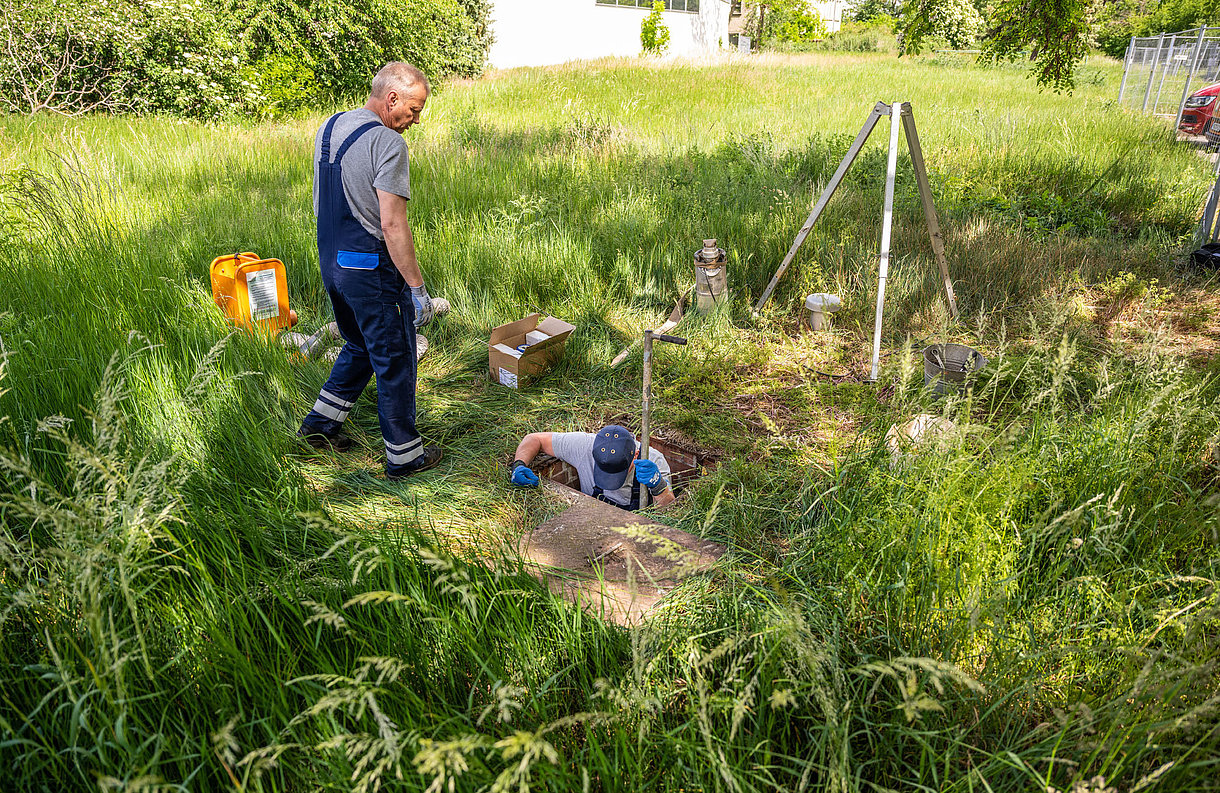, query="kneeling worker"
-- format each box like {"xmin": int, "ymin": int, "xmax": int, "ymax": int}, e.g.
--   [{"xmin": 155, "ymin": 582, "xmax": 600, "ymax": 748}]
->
[{"xmin": 509, "ymin": 425, "xmax": 675, "ymax": 509}]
